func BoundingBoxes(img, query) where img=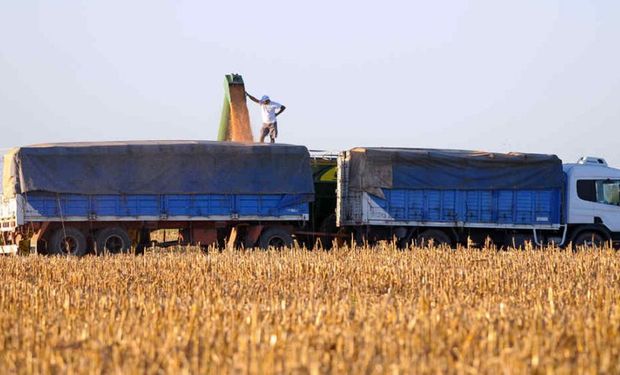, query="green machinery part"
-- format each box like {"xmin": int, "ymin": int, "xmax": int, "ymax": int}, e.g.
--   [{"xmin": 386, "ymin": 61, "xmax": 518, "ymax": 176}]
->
[{"xmin": 218, "ymin": 74, "xmax": 246, "ymax": 141}]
